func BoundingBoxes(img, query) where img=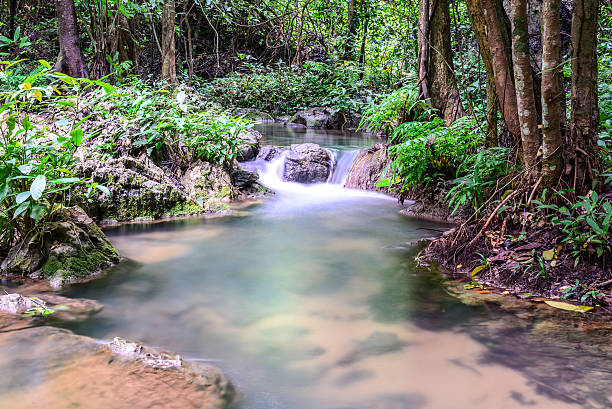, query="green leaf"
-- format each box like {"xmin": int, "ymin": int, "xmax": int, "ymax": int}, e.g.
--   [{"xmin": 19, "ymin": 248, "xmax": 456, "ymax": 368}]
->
[
  {"xmin": 586, "ymin": 217, "xmax": 604, "ymax": 235},
  {"xmin": 69, "ymin": 128, "xmax": 84, "ymax": 146},
  {"xmin": 30, "ymin": 204, "xmax": 45, "ymax": 221},
  {"xmin": 95, "ymin": 184, "xmax": 111, "ymax": 196},
  {"xmin": 38, "ymin": 59, "xmax": 51, "ymax": 69},
  {"xmin": 16, "ymin": 191, "xmax": 31, "ymax": 204},
  {"xmin": 13, "ymin": 200, "xmax": 29, "ymax": 218},
  {"xmin": 0, "ymin": 183, "xmax": 9, "ymax": 202},
  {"xmin": 30, "ymin": 175, "xmax": 46, "ymax": 200}
]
